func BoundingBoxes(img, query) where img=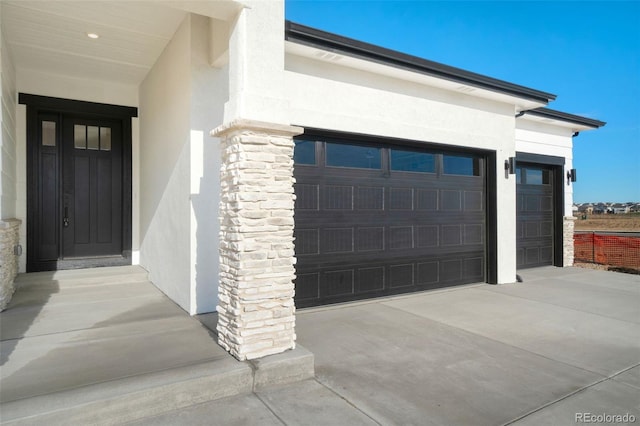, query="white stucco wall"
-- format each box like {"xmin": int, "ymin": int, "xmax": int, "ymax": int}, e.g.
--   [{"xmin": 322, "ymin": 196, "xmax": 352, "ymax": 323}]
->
[
  {"xmin": 188, "ymin": 14, "xmax": 226, "ymax": 314},
  {"xmin": 516, "ymin": 119, "xmax": 574, "ymax": 216},
  {"xmin": 1, "ymin": 25, "xmax": 17, "ymax": 220},
  {"xmin": 140, "ymin": 14, "xmax": 225, "ymax": 314},
  {"xmin": 285, "ymin": 53, "xmax": 518, "ymax": 283},
  {"xmin": 224, "ymin": 0, "xmax": 289, "ymax": 124}
]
